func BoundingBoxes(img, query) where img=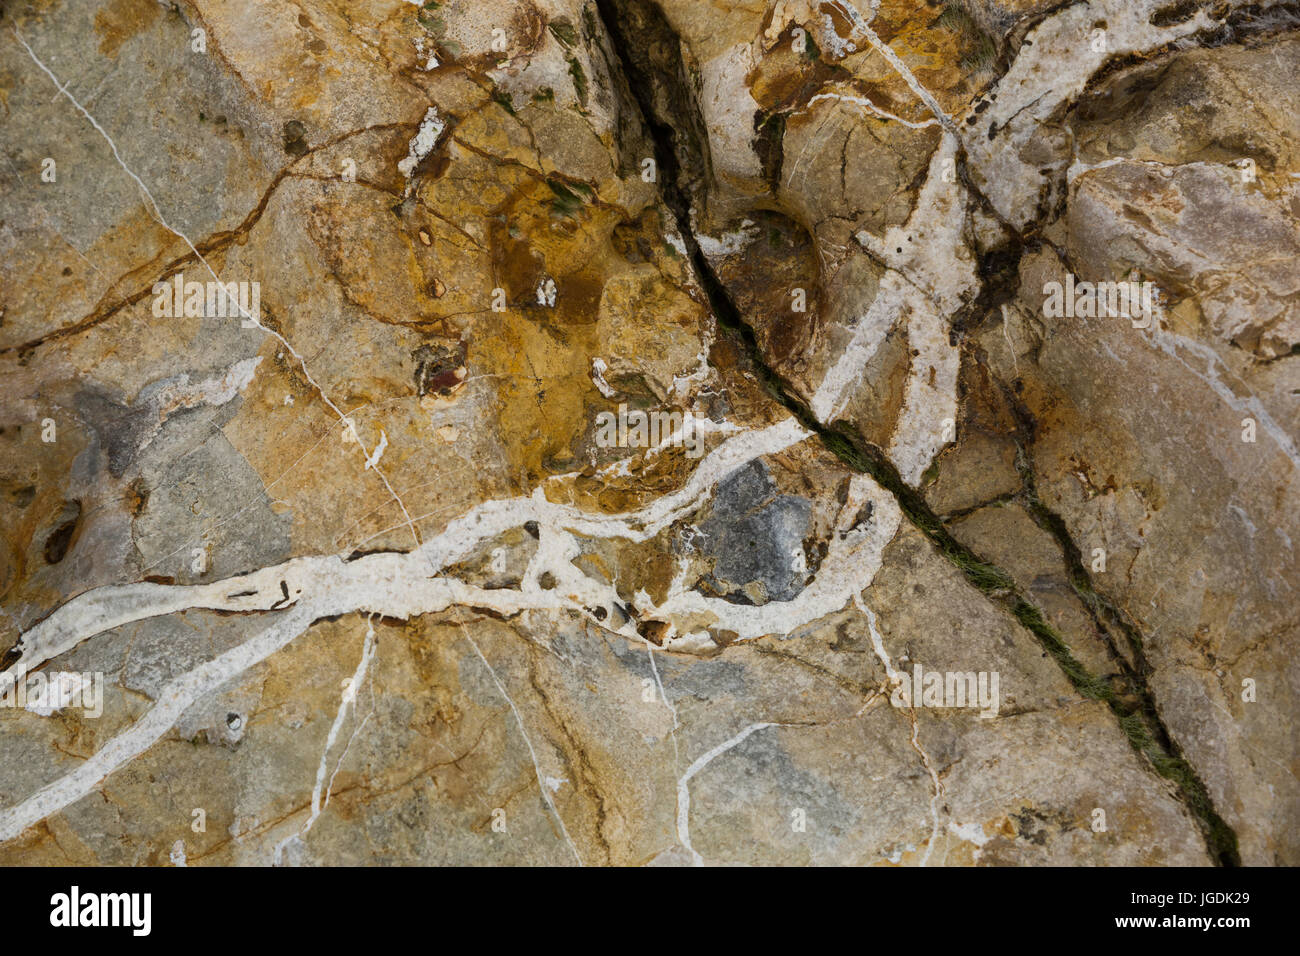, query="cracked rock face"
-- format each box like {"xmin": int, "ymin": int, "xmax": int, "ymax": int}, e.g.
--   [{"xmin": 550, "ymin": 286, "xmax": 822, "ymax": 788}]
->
[{"xmin": 0, "ymin": 0, "xmax": 1295, "ymax": 867}]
